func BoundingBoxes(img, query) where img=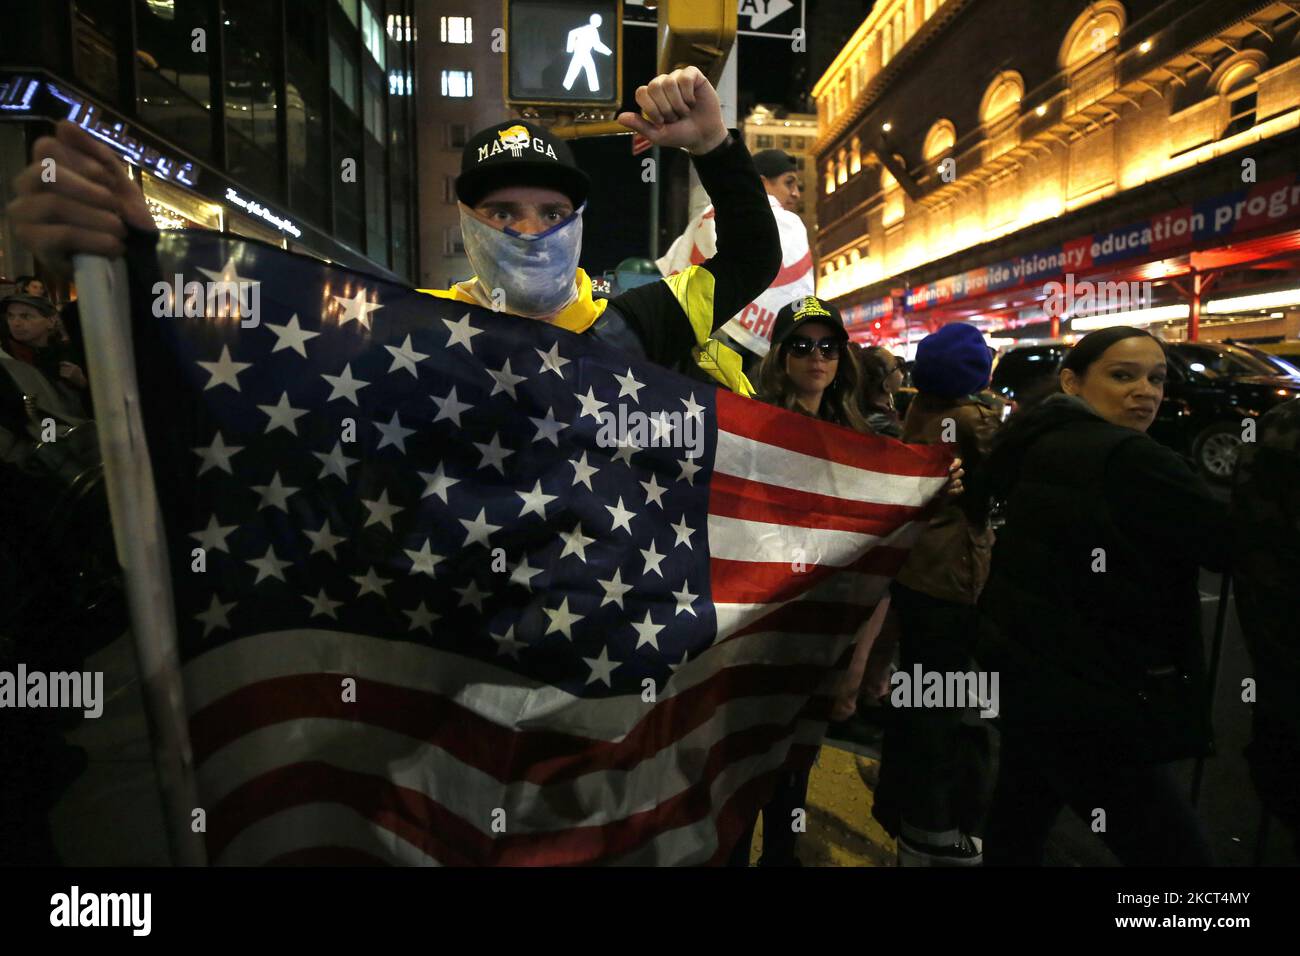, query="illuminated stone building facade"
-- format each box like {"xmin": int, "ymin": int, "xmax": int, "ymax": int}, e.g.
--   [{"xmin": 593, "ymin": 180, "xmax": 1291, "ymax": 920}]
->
[{"xmin": 812, "ymin": 0, "xmax": 1300, "ymax": 351}]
